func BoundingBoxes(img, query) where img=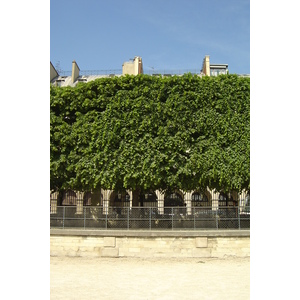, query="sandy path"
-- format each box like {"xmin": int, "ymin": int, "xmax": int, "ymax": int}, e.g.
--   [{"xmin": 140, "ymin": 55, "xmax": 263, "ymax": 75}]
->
[{"xmin": 50, "ymin": 256, "xmax": 249, "ymax": 300}]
